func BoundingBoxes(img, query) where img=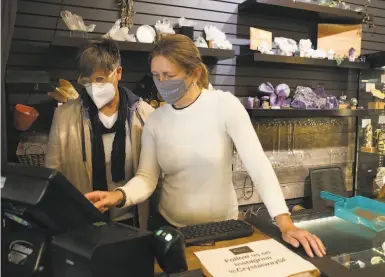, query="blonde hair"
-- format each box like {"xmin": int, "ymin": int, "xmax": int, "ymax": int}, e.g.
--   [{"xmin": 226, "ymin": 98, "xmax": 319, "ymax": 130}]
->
[{"xmin": 151, "ymin": 34, "xmax": 209, "ymax": 89}]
